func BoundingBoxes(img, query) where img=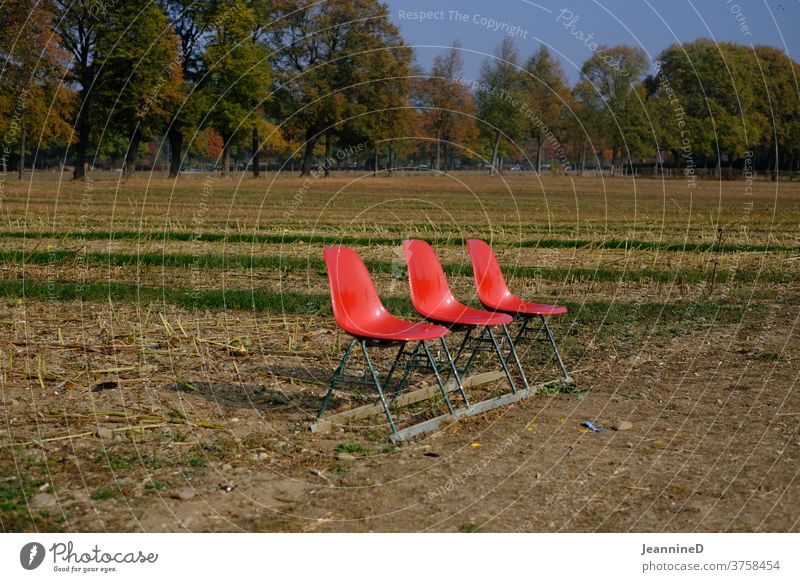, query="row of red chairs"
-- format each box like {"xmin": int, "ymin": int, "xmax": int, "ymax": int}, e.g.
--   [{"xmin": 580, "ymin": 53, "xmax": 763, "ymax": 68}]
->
[{"xmin": 318, "ymin": 239, "xmax": 571, "ymax": 439}]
